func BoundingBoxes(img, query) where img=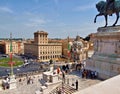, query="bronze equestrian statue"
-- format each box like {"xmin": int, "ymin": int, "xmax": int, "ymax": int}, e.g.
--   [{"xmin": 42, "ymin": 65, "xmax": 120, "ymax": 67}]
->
[{"xmin": 94, "ymin": 0, "xmax": 120, "ymax": 27}]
